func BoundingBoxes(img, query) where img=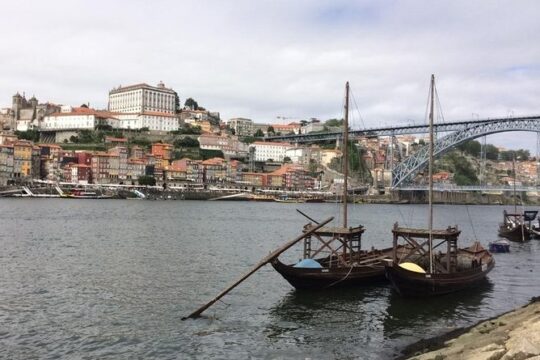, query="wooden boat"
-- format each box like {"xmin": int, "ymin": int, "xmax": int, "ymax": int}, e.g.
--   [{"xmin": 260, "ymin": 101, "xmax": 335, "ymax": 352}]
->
[
  {"xmin": 489, "ymin": 239, "xmax": 510, "ymax": 253},
  {"xmin": 498, "ymin": 210, "xmax": 531, "ymax": 242},
  {"xmin": 385, "ymin": 225, "xmax": 495, "ymax": 296},
  {"xmin": 498, "ymin": 158, "xmax": 535, "ymax": 242},
  {"xmin": 384, "ymin": 75, "xmax": 495, "ymax": 297},
  {"xmin": 271, "ymin": 82, "xmax": 398, "ymax": 290},
  {"xmin": 530, "ymin": 218, "xmax": 540, "ymax": 239},
  {"xmin": 272, "ymin": 225, "xmax": 398, "ymax": 289}
]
